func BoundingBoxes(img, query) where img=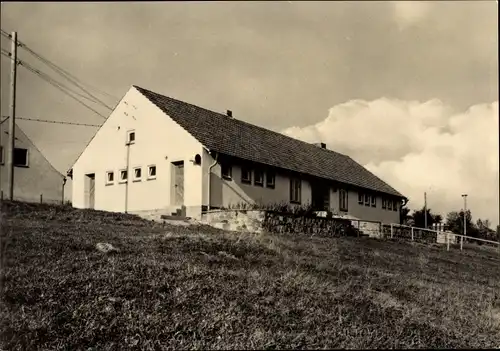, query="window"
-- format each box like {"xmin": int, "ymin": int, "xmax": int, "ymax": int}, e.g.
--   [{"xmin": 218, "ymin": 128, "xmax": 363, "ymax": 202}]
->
[
  {"xmin": 364, "ymin": 194, "xmax": 370, "ymax": 206},
  {"xmin": 127, "ymin": 130, "xmax": 135, "ymax": 144},
  {"xmin": 393, "ymin": 200, "xmax": 399, "ymax": 212},
  {"xmin": 120, "ymin": 169, "xmax": 128, "ymax": 182},
  {"xmin": 147, "ymin": 165, "xmax": 157, "ymax": 180},
  {"xmin": 254, "ymin": 169, "xmax": 264, "ymax": 186},
  {"xmin": 13, "ymin": 148, "xmax": 28, "ymax": 167},
  {"xmin": 266, "ymin": 170, "xmax": 275, "ymax": 189},
  {"xmin": 133, "ymin": 167, "xmax": 142, "ymax": 181},
  {"xmin": 221, "ymin": 163, "xmax": 232, "ymax": 180},
  {"xmin": 290, "ymin": 178, "xmax": 301, "ymax": 203},
  {"xmin": 382, "ymin": 198, "xmax": 387, "ymax": 209},
  {"xmin": 339, "ymin": 189, "xmax": 348, "ymax": 212},
  {"xmin": 106, "ymin": 171, "xmax": 114, "ymax": 185},
  {"xmin": 371, "ymin": 195, "xmax": 376, "ymax": 208},
  {"xmin": 0, "ymin": 146, "xmax": 4, "ymax": 165},
  {"xmin": 358, "ymin": 192, "xmax": 363, "ymax": 204},
  {"xmin": 241, "ymin": 166, "xmax": 252, "ymax": 184},
  {"xmin": 387, "ymin": 200, "xmax": 393, "ymax": 211}
]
